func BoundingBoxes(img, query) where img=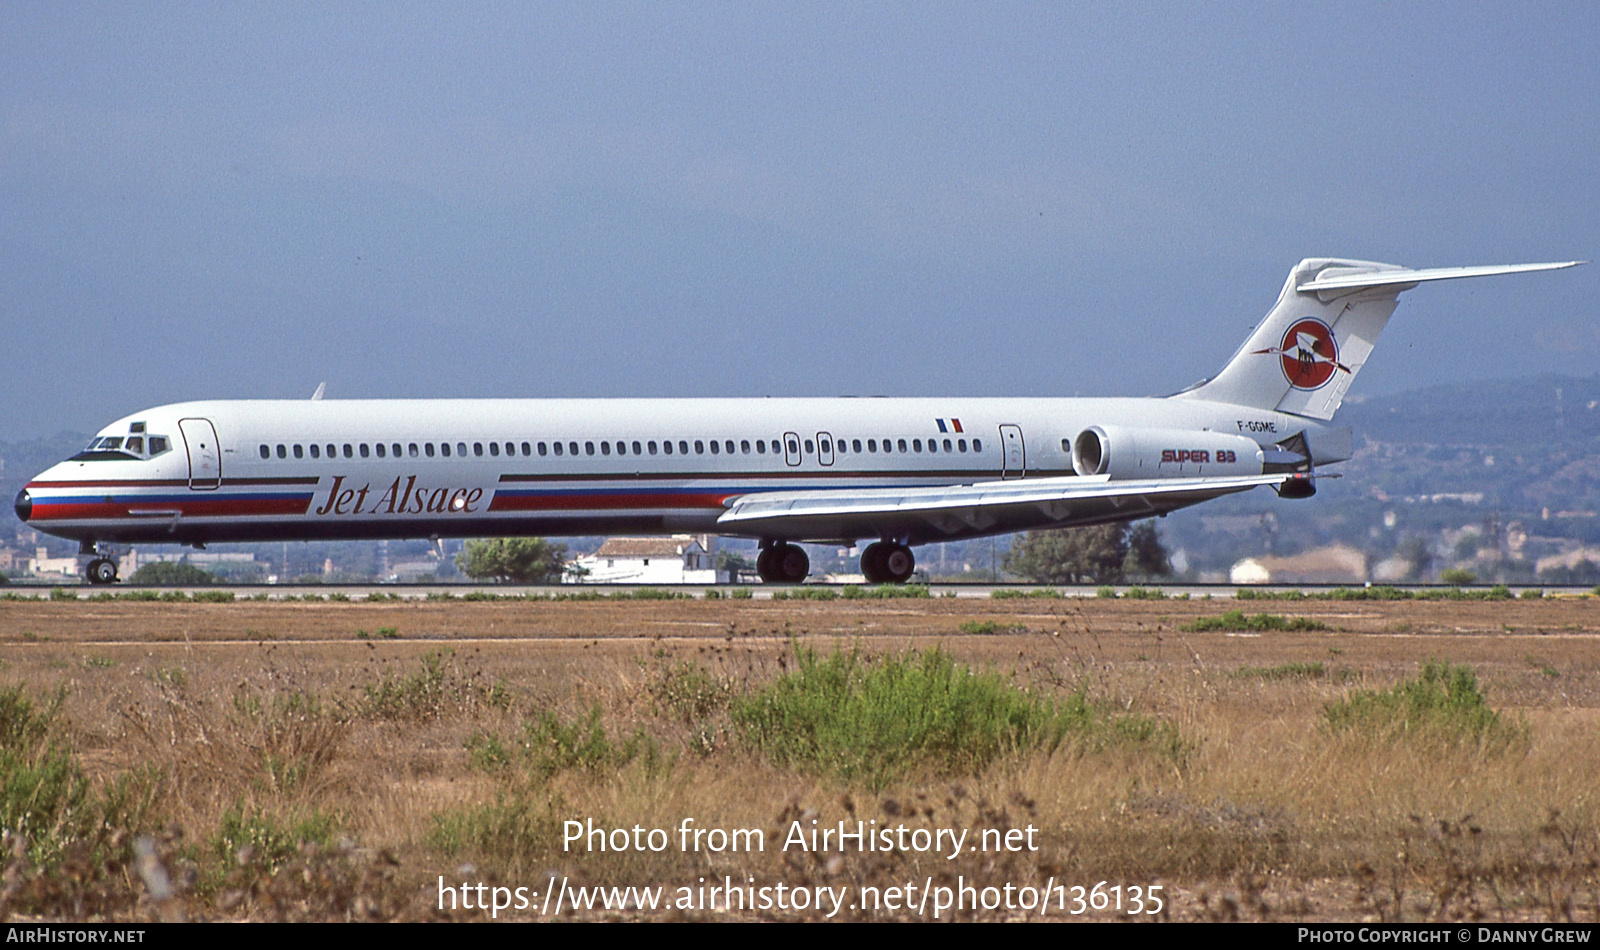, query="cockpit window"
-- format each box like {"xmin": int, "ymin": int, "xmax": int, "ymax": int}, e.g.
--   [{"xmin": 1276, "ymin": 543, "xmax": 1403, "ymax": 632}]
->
[{"xmin": 72, "ymin": 431, "xmax": 174, "ymax": 462}]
